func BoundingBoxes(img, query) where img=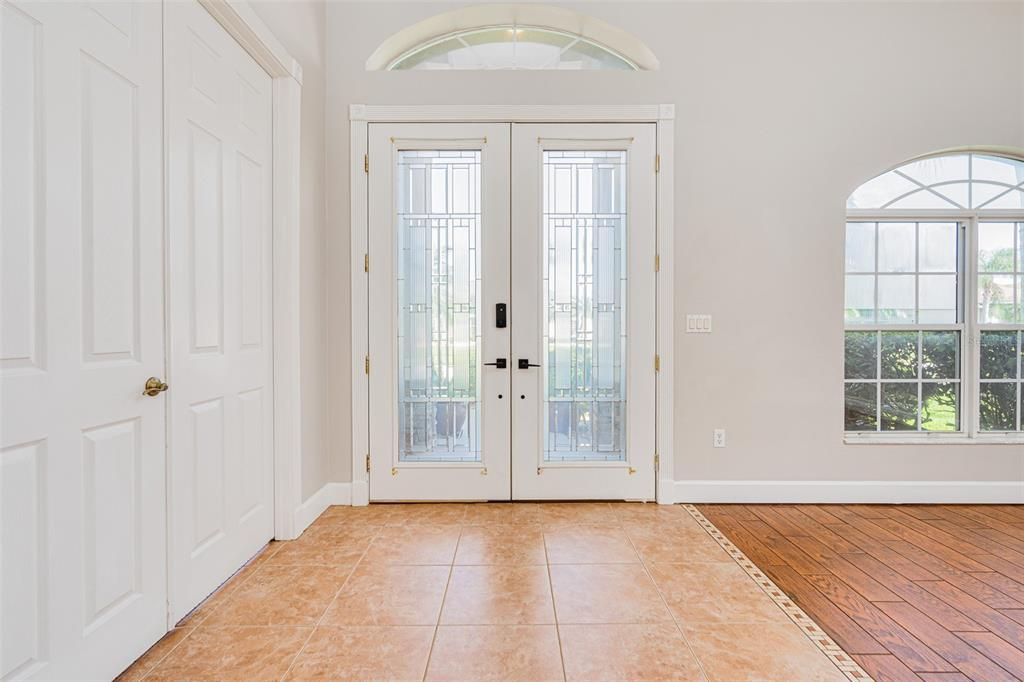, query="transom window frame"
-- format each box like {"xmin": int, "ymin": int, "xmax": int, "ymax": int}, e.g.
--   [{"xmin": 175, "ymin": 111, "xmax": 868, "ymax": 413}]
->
[{"xmin": 846, "ymin": 153, "xmax": 1024, "ymax": 444}]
